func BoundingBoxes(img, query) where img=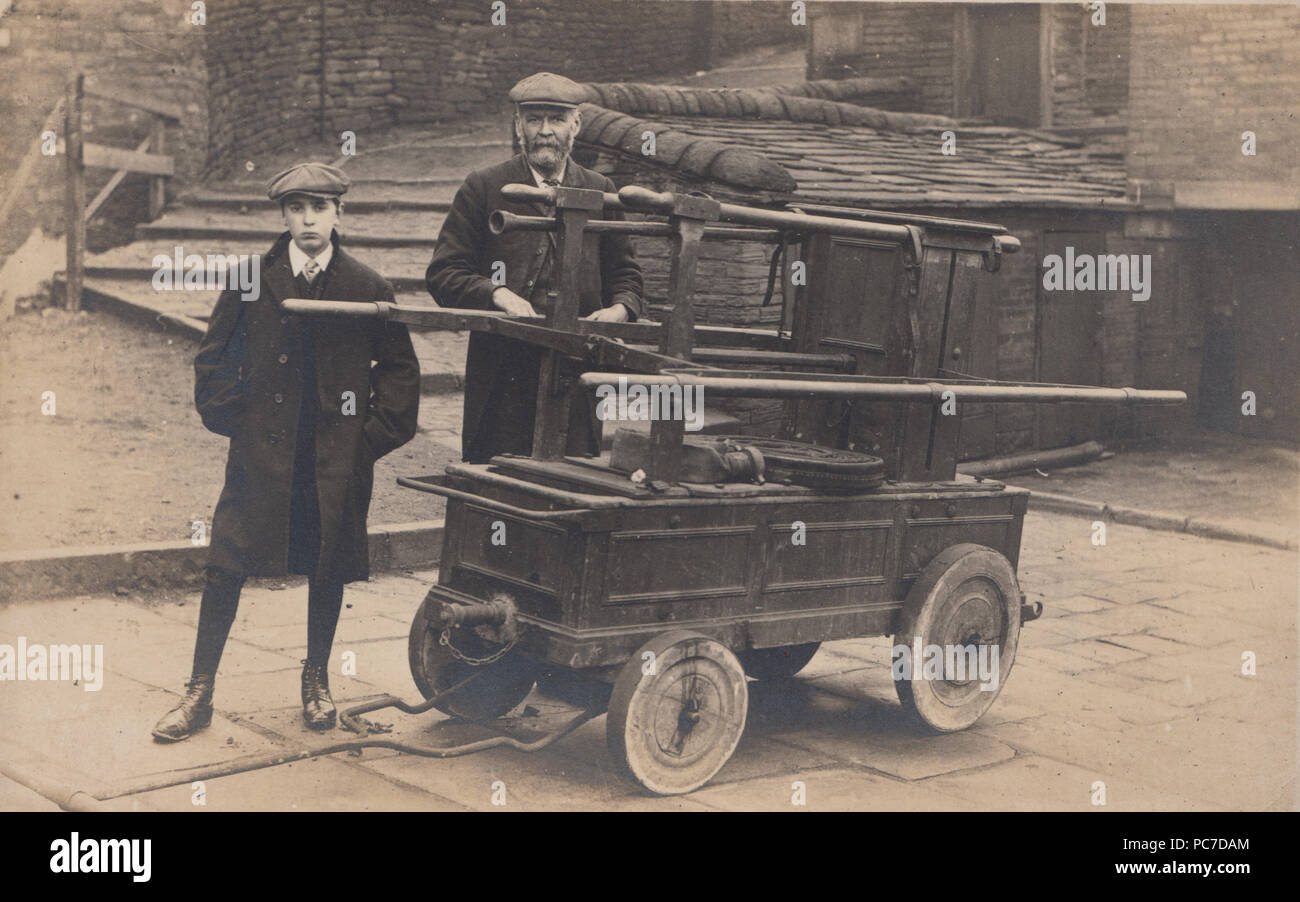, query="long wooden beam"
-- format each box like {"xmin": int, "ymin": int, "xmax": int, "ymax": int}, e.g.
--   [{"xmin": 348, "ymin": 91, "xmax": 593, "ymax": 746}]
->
[
  {"xmin": 83, "ymin": 142, "xmax": 174, "ymax": 176},
  {"xmin": 83, "ymin": 86, "xmax": 183, "ymax": 121},
  {"xmin": 278, "ymin": 300, "xmax": 786, "ymax": 350},
  {"xmin": 578, "ymin": 370, "xmax": 1188, "ymax": 406}
]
